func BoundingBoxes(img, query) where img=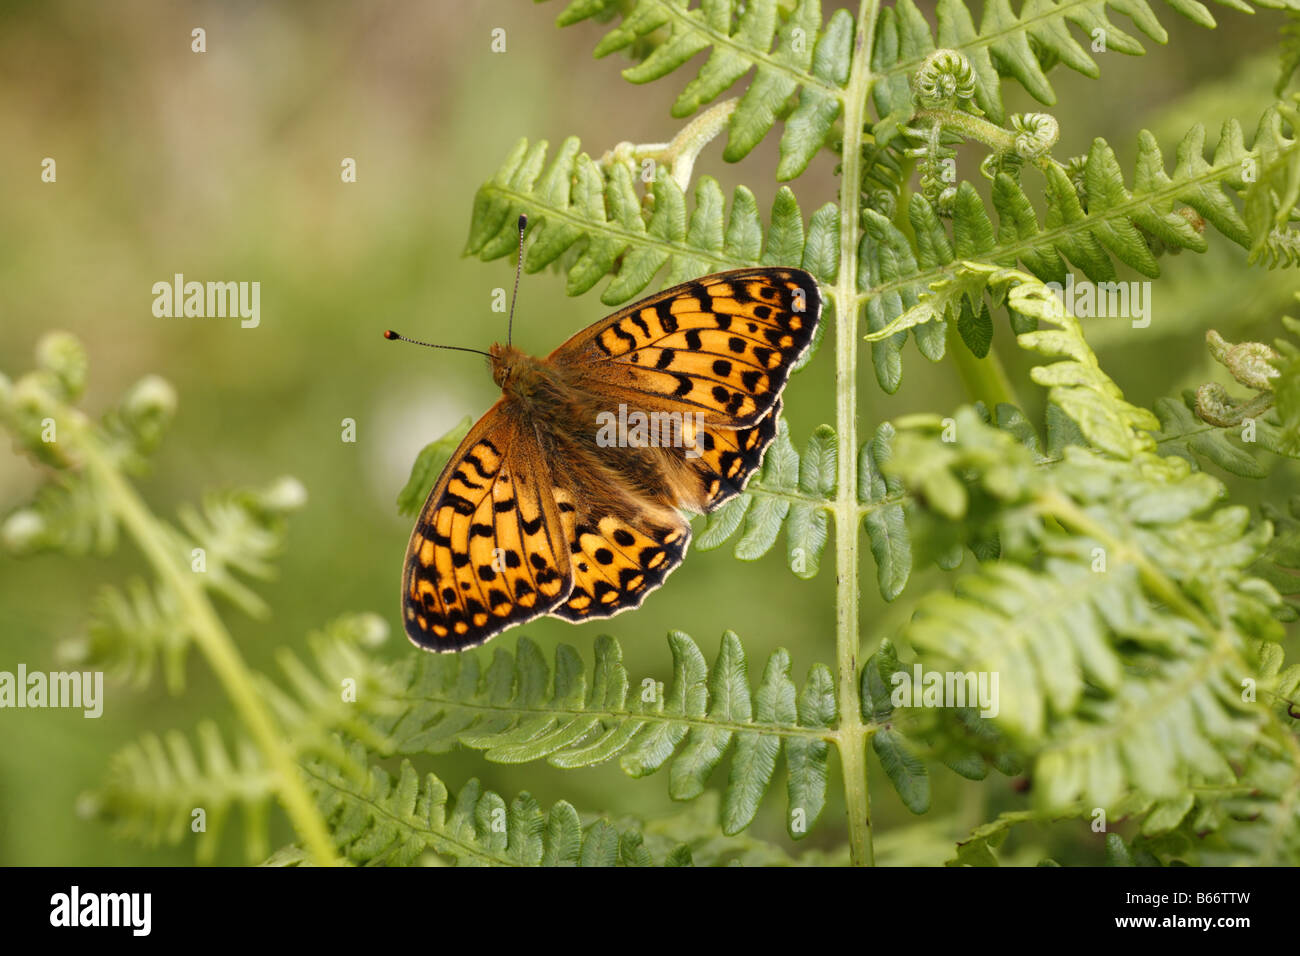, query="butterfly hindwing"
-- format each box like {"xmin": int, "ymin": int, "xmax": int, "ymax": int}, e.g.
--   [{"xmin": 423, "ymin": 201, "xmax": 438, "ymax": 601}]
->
[
  {"xmin": 551, "ymin": 268, "xmax": 821, "ymax": 428},
  {"xmin": 402, "ymin": 405, "xmax": 573, "ymax": 652},
  {"xmin": 684, "ymin": 398, "xmax": 783, "ymax": 512},
  {"xmin": 548, "ymin": 488, "xmax": 691, "ymax": 623}
]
